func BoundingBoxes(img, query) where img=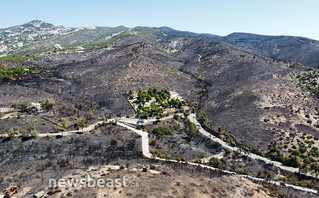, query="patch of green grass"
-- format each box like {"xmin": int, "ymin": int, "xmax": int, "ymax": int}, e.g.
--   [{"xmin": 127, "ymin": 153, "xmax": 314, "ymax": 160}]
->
[
  {"xmin": 133, "ymin": 27, "xmax": 157, "ymax": 40},
  {"xmin": 0, "ymin": 55, "xmax": 31, "ymax": 63},
  {"xmin": 164, "ymin": 66, "xmax": 182, "ymax": 75},
  {"xmin": 0, "ymin": 49, "xmax": 50, "ymax": 63},
  {"xmin": 0, "ymin": 66, "xmax": 36, "ymax": 80},
  {"xmin": 83, "ymin": 32, "xmax": 132, "ymax": 49}
]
